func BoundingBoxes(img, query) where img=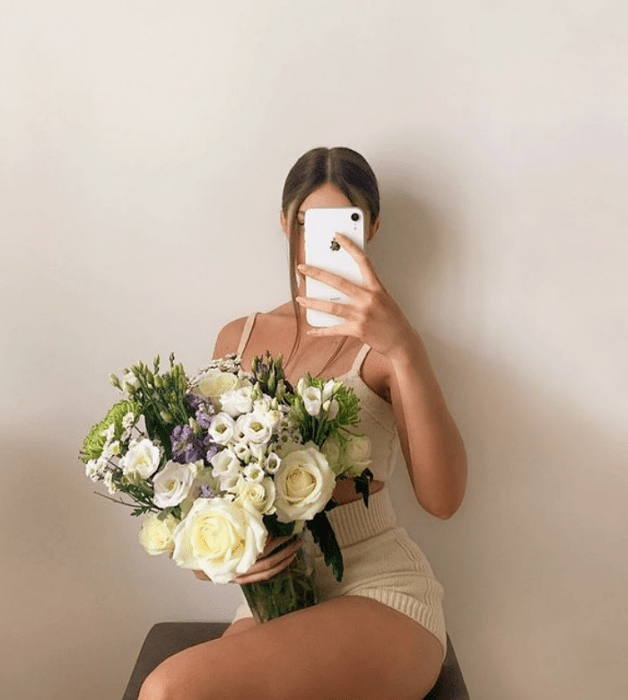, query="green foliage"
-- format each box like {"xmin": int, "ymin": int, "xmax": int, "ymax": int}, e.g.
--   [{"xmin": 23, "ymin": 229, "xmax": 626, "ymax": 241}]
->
[
  {"xmin": 307, "ymin": 511, "xmax": 343, "ymax": 582},
  {"xmin": 353, "ymin": 468, "xmax": 374, "ymax": 507},
  {"xmin": 80, "ymin": 399, "xmax": 138, "ymax": 463},
  {"xmin": 120, "ymin": 355, "xmax": 192, "ymax": 461},
  {"xmin": 263, "ymin": 514, "xmax": 296, "ymax": 538},
  {"xmin": 251, "ymin": 352, "xmax": 292, "ymax": 404}
]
